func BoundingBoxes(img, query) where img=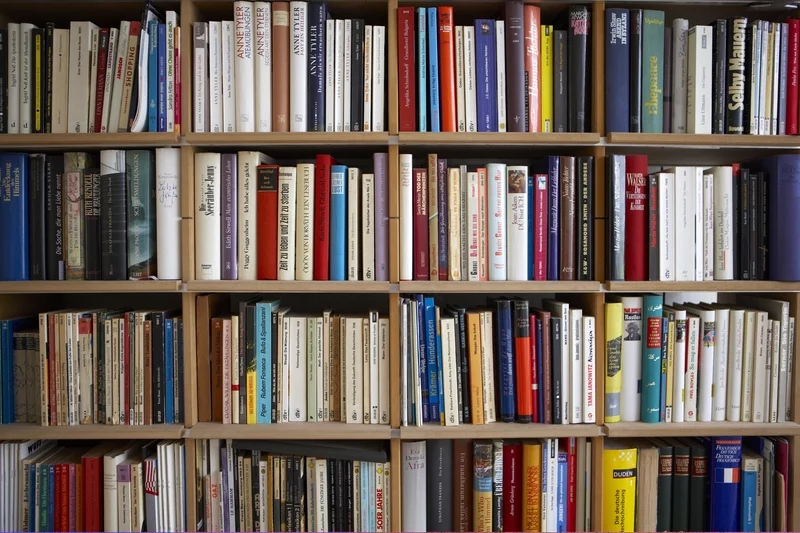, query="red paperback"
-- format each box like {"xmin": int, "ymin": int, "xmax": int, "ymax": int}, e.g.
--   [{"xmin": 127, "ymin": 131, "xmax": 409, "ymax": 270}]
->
[
  {"xmin": 624, "ymin": 154, "xmax": 648, "ymax": 280},
  {"xmin": 314, "ymin": 155, "xmax": 334, "ymax": 280},
  {"xmin": 529, "ymin": 313, "xmax": 540, "ymax": 423}
]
